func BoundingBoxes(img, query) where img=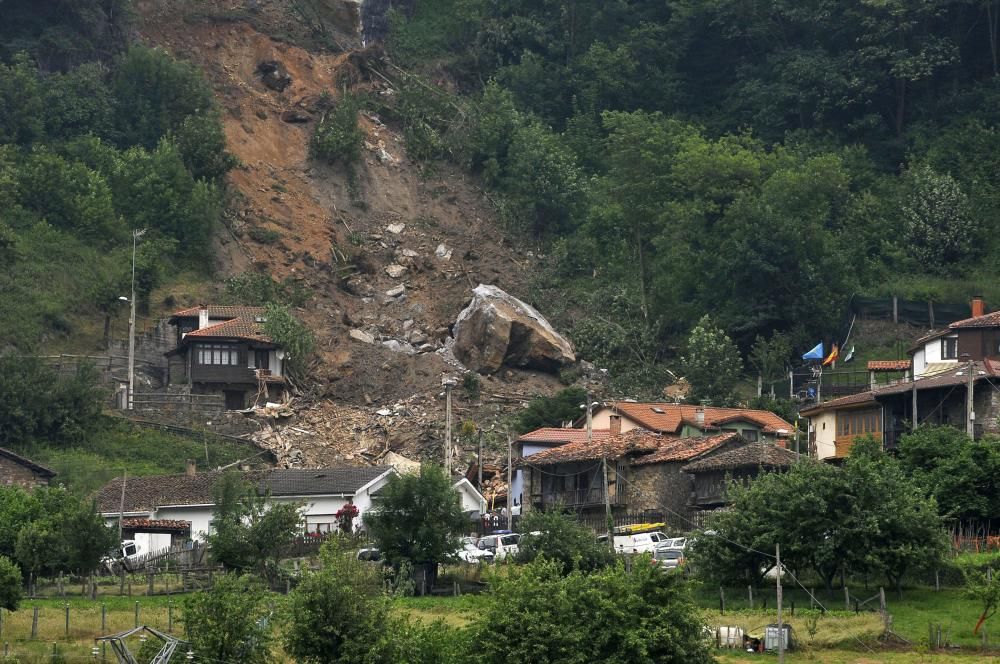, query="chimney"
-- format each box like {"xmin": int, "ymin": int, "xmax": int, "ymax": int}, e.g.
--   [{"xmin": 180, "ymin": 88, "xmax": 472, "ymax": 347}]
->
[
  {"xmin": 185, "ymin": 459, "xmax": 197, "ymax": 476},
  {"xmin": 609, "ymin": 415, "xmax": 621, "ymax": 436},
  {"xmin": 972, "ymin": 295, "xmax": 986, "ymax": 318},
  {"xmin": 695, "ymin": 407, "xmax": 705, "ymax": 427},
  {"xmin": 198, "ymin": 305, "xmax": 209, "ymax": 330}
]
